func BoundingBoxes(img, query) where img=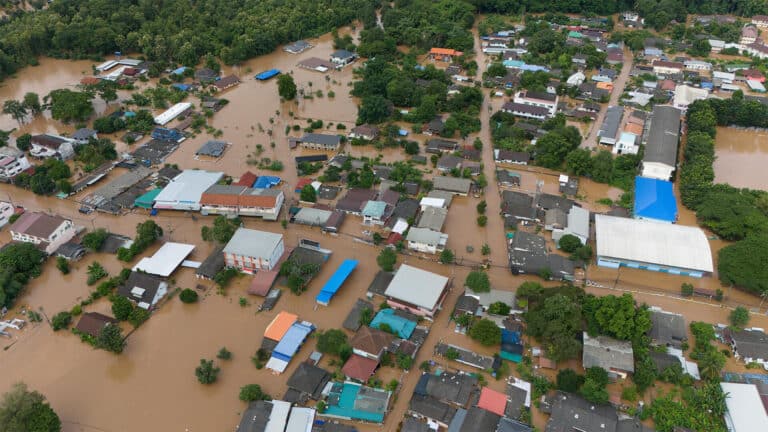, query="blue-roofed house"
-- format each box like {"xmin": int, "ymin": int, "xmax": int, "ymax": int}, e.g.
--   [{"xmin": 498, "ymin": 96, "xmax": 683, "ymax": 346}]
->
[
  {"xmin": 634, "ymin": 176, "xmax": 678, "ymax": 223},
  {"xmin": 171, "ymin": 83, "xmax": 191, "ymax": 92},
  {"xmin": 254, "ymin": 176, "xmax": 281, "ymax": 189},
  {"xmin": 266, "ymin": 321, "xmax": 315, "ymax": 374},
  {"xmin": 171, "ymin": 66, "xmax": 188, "ymax": 76},
  {"xmin": 370, "ymin": 308, "xmax": 417, "ymax": 339}
]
